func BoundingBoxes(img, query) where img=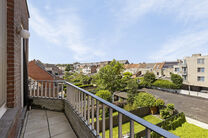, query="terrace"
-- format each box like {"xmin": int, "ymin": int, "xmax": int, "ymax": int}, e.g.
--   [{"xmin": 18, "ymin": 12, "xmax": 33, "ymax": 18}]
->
[{"xmin": 23, "ymin": 80, "xmax": 179, "ymax": 138}]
